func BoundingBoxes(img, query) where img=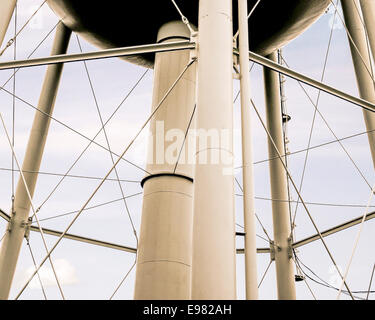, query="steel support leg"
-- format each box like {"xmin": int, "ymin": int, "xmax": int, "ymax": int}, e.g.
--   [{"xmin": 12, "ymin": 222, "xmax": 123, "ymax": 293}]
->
[
  {"xmin": 134, "ymin": 21, "xmax": 196, "ymax": 299},
  {"xmin": 0, "ymin": 22, "xmax": 71, "ymax": 300},
  {"xmin": 191, "ymin": 0, "xmax": 236, "ymax": 299},
  {"xmin": 359, "ymin": 0, "xmax": 375, "ymax": 62},
  {"xmin": 263, "ymin": 51, "xmax": 296, "ymax": 300},
  {"xmin": 0, "ymin": 0, "xmax": 16, "ymax": 48},
  {"xmin": 341, "ymin": 0, "xmax": 375, "ymax": 170},
  {"xmin": 238, "ymin": 0, "xmax": 258, "ymax": 300}
]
